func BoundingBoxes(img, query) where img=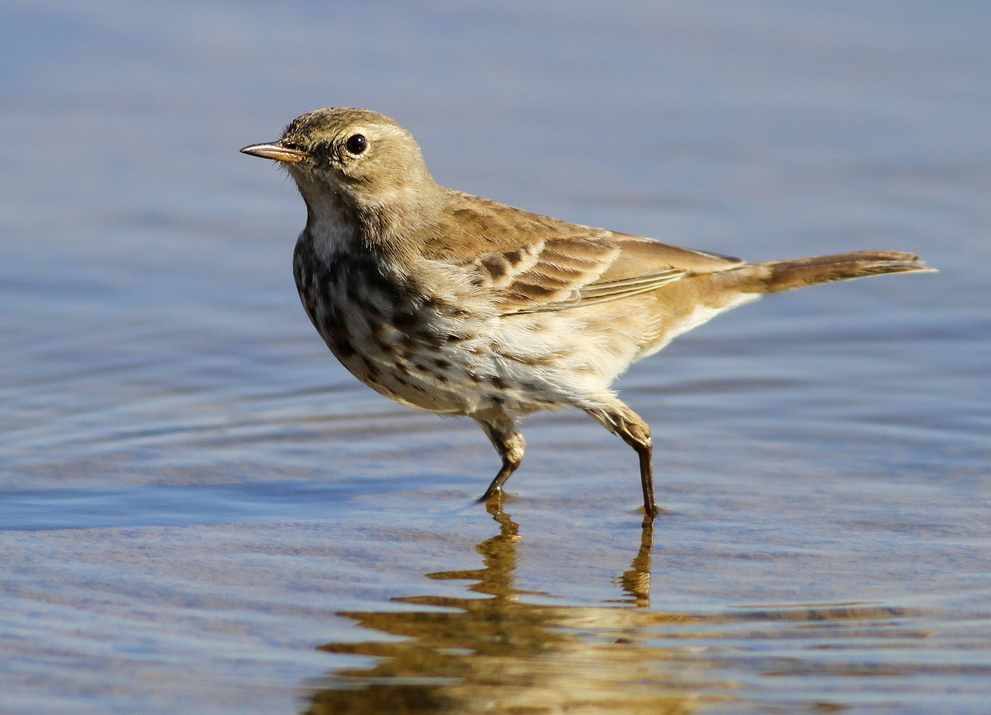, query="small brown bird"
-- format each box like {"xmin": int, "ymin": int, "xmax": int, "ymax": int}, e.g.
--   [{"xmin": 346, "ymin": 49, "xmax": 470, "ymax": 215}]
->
[{"xmin": 242, "ymin": 107, "xmax": 933, "ymax": 520}]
